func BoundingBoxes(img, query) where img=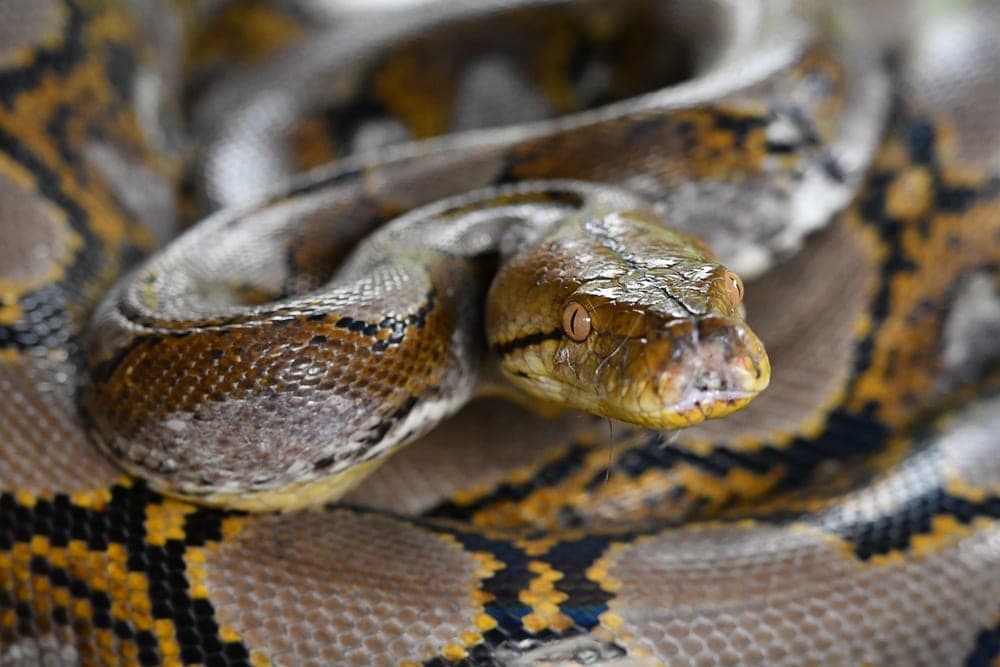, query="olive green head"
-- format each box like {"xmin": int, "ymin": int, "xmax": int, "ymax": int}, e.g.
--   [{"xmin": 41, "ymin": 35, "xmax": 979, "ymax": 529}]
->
[{"xmin": 487, "ymin": 204, "xmax": 770, "ymax": 429}]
